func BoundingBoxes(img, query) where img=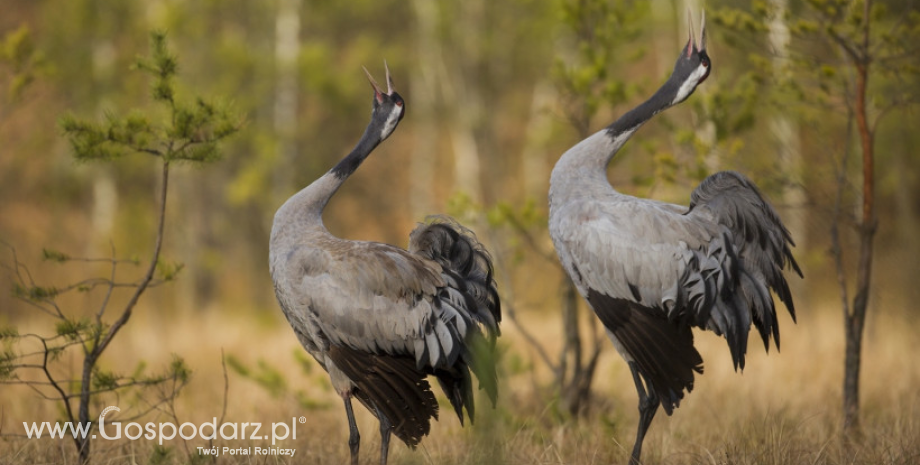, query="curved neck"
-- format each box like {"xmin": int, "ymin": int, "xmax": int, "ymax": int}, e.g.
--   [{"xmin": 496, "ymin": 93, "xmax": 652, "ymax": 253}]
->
[
  {"xmin": 550, "ymin": 77, "xmax": 682, "ymax": 189},
  {"xmin": 272, "ymin": 122, "xmax": 383, "ymax": 235}
]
